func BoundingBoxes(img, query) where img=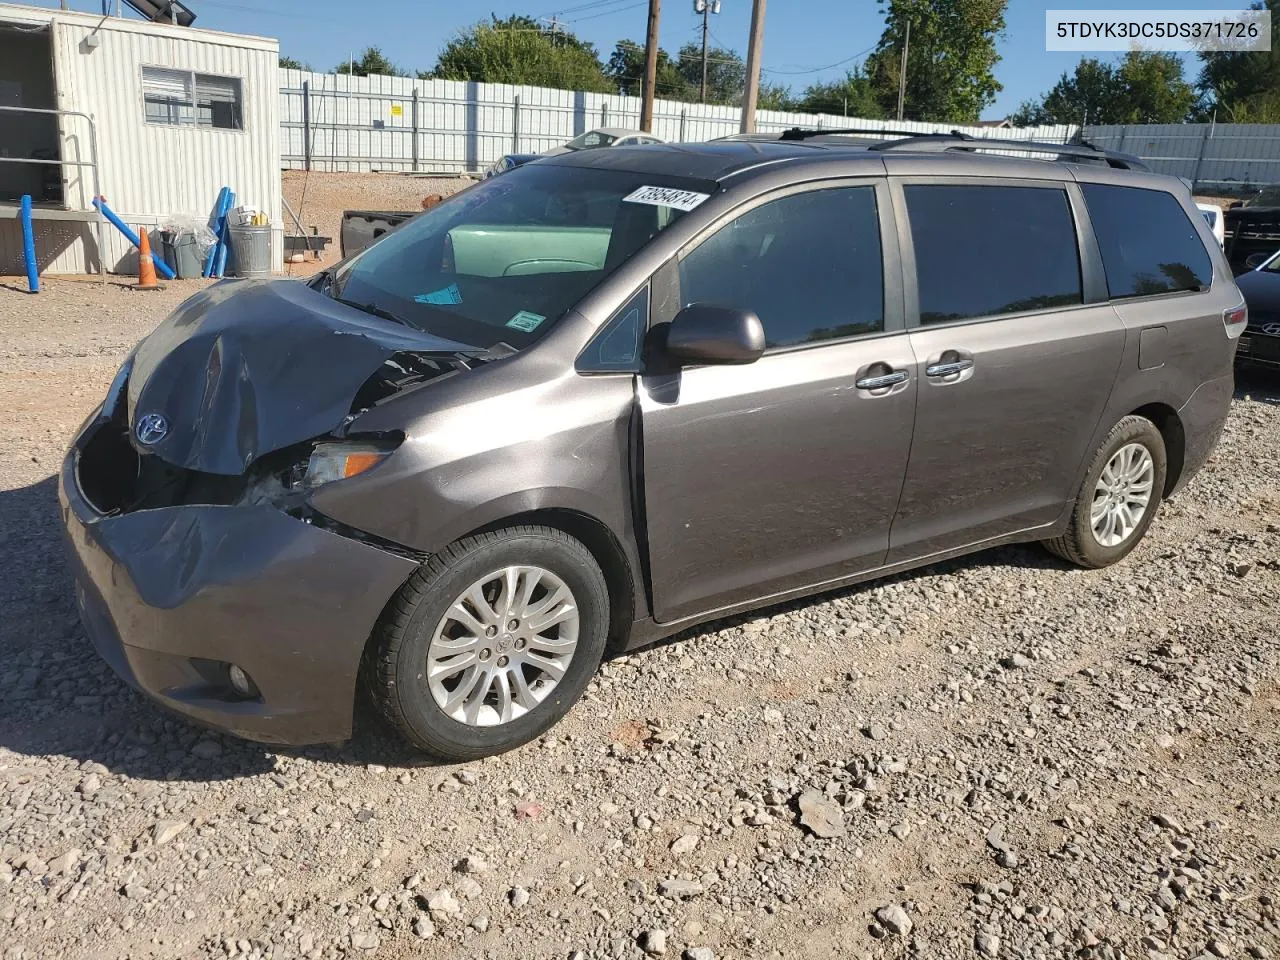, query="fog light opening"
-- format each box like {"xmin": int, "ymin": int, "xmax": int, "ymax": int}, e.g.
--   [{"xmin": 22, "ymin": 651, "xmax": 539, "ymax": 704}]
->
[{"xmin": 227, "ymin": 664, "xmax": 258, "ymax": 699}]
